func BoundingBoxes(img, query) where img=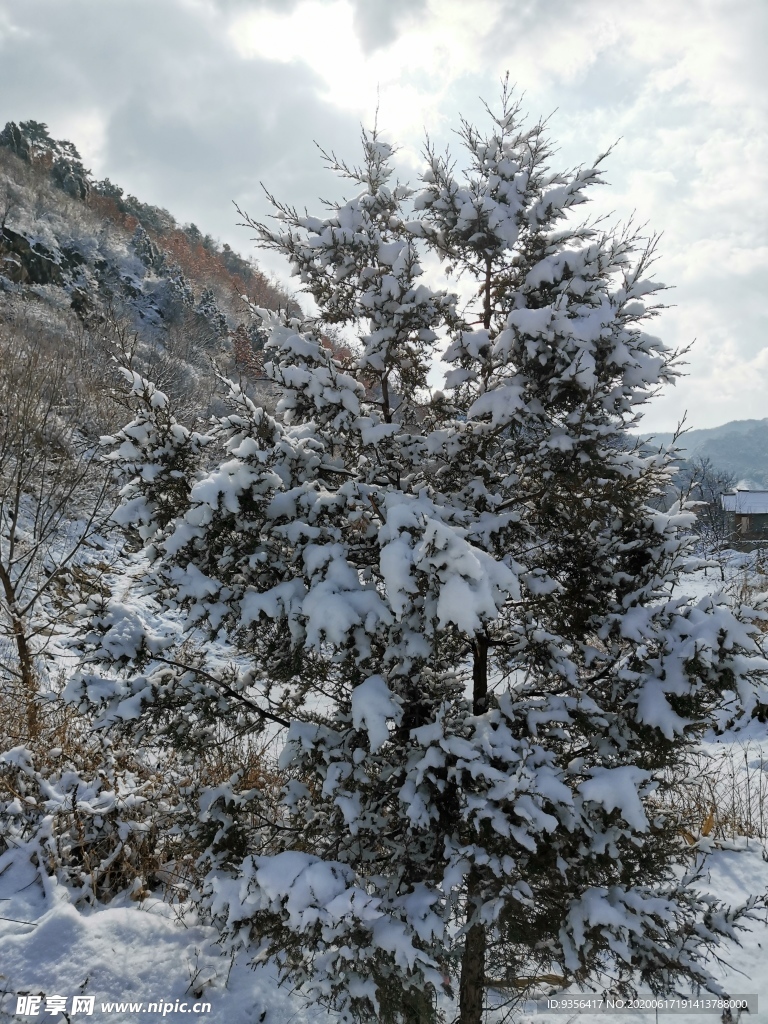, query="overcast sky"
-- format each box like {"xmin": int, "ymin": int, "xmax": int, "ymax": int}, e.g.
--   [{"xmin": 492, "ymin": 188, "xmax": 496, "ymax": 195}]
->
[{"xmin": 0, "ymin": 0, "xmax": 765, "ymax": 431}]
